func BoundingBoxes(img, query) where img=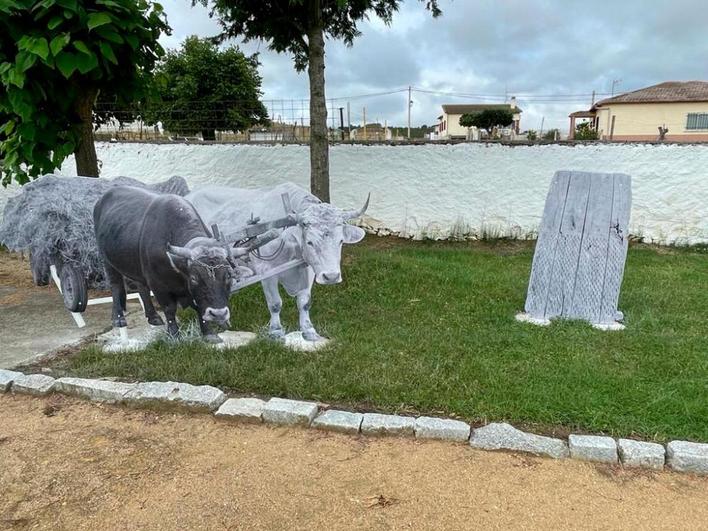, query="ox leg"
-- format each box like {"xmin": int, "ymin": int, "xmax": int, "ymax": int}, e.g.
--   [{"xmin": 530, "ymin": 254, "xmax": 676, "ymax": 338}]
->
[
  {"xmin": 105, "ymin": 264, "xmax": 127, "ymax": 328},
  {"xmin": 296, "ymin": 290, "xmax": 321, "ymax": 341},
  {"xmin": 136, "ymin": 283, "xmax": 164, "ymax": 326},
  {"xmin": 161, "ymin": 298, "xmax": 180, "ymax": 338},
  {"xmin": 262, "ymin": 277, "xmax": 285, "ymax": 339}
]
